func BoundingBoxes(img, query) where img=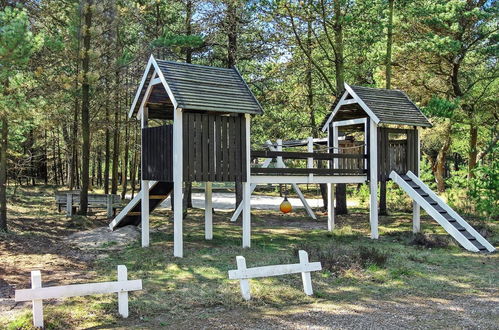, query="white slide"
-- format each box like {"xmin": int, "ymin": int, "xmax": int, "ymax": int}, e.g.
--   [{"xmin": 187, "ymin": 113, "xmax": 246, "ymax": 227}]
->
[{"xmin": 390, "ymin": 171, "xmax": 495, "ymax": 253}]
